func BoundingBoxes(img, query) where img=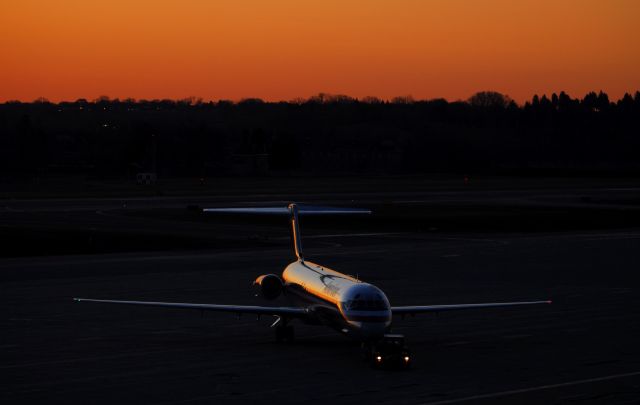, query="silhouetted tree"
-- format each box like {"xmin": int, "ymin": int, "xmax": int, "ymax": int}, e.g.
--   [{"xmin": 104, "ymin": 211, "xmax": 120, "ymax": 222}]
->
[
  {"xmin": 468, "ymin": 91, "xmax": 511, "ymax": 109},
  {"xmin": 1, "ymin": 90, "xmax": 638, "ymax": 178},
  {"xmin": 391, "ymin": 95, "xmax": 414, "ymax": 104},
  {"xmin": 558, "ymin": 91, "xmax": 573, "ymax": 112},
  {"xmin": 551, "ymin": 93, "xmax": 559, "ymax": 109},
  {"xmin": 361, "ymin": 96, "xmax": 383, "ymax": 104},
  {"xmin": 238, "ymin": 98, "xmax": 264, "ymax": 106},
  {"xmin": 532, "ymin": 94, "xmax": 540, "ymax": 107},
  {"xmin": 582, "ymin": 91, "xmax": 599, "ymax": 111},
  {"xmin": 596, "ymin": 91, "xmax": 610, "ymax": 111}
]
